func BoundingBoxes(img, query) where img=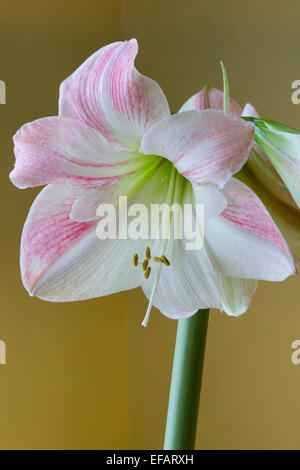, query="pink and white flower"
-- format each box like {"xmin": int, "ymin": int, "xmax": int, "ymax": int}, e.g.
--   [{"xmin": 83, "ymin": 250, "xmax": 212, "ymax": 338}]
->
[{"xmin": 10, "ymin": 39, "xmax": 296, "ymax": 323}]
